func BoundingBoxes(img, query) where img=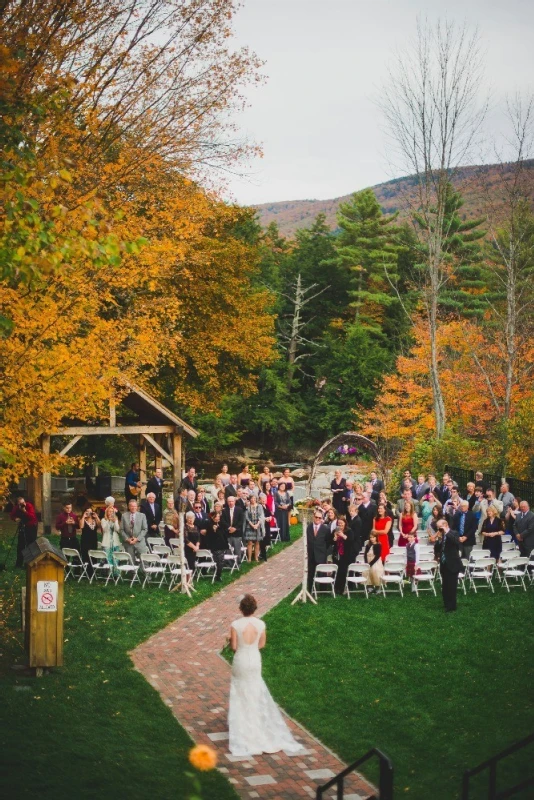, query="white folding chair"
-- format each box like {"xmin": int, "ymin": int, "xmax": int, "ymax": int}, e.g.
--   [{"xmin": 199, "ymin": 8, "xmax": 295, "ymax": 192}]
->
[
  {"xmin": 88, "ymin": 550, "xmax": 113, "ymax": 585},
  {"xmin": 313, "ymin": 564, "xmax": 338, "ymax": 598},
  {"xmin": 501, "ymin": 534, "xmax": 512, "ymax": 543},
  {"xmin": 146, "ymin": 536, "xmax": 165, "ymax": 553},
  {"xmin": 496, "ymin": 551, "xmax": 521, "ymax": 582},
  {"xmin": 152, "ymin": 544, "xmax": 171, "ymax": 566},
  {"xmin": 168, "ymin": 538, "xmax": 181, "ymax": 554},
  {"xmin": 469, "ymin": 558, "xmax": 496, "ymax": 593},
  {"xmin": 271, "ymin": 525, "xmax": 281, "ymax": 544},
  {"xmin": 113, "ymin": 551, "xmax": 140, "ymax": 587},
  {"xmin": 223, "ymin": 544, "xmax": 239, "ymax": 573},
  {"xmin": 502, "ymin": 557, "xmax": 529, "ymax": 592},
  {"xmin": 412, "ymin": 562, "xmax": 437, "ymax": 597},
  {"xmin": 167, "ymin": 555, "xmax": 193, "ymax": 591},
  {"xmin": 528, "ymin": 556, "xmax": 534, "ymax": 584},
  {"xmin": 194, "ymin": 549, "xmax": 217, "ymax": 583},
  {"xmin": 140, "ymin": 553, "xmax": 167, "ymax": 588},
  {"xmin": 458, "ymin": 559, "xmax": 469, "ymax": 595},
  {"xmin": 501, "ymin": 541, "xmax": 517, "ymax": 551},
  {"xmin": 345, "ymin": 564, "xmax": 370, "ymax": 599},
  {"xmin": 390, "ymin": 546, "xmax": 406, "ymax": 556},
  {"xmin": 62, "ymin": 548, "xmax": 89, "ymax": 582},
  {"xmin": 380, "ymin": 564, "xmax": 405, "ymax": 597}
]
